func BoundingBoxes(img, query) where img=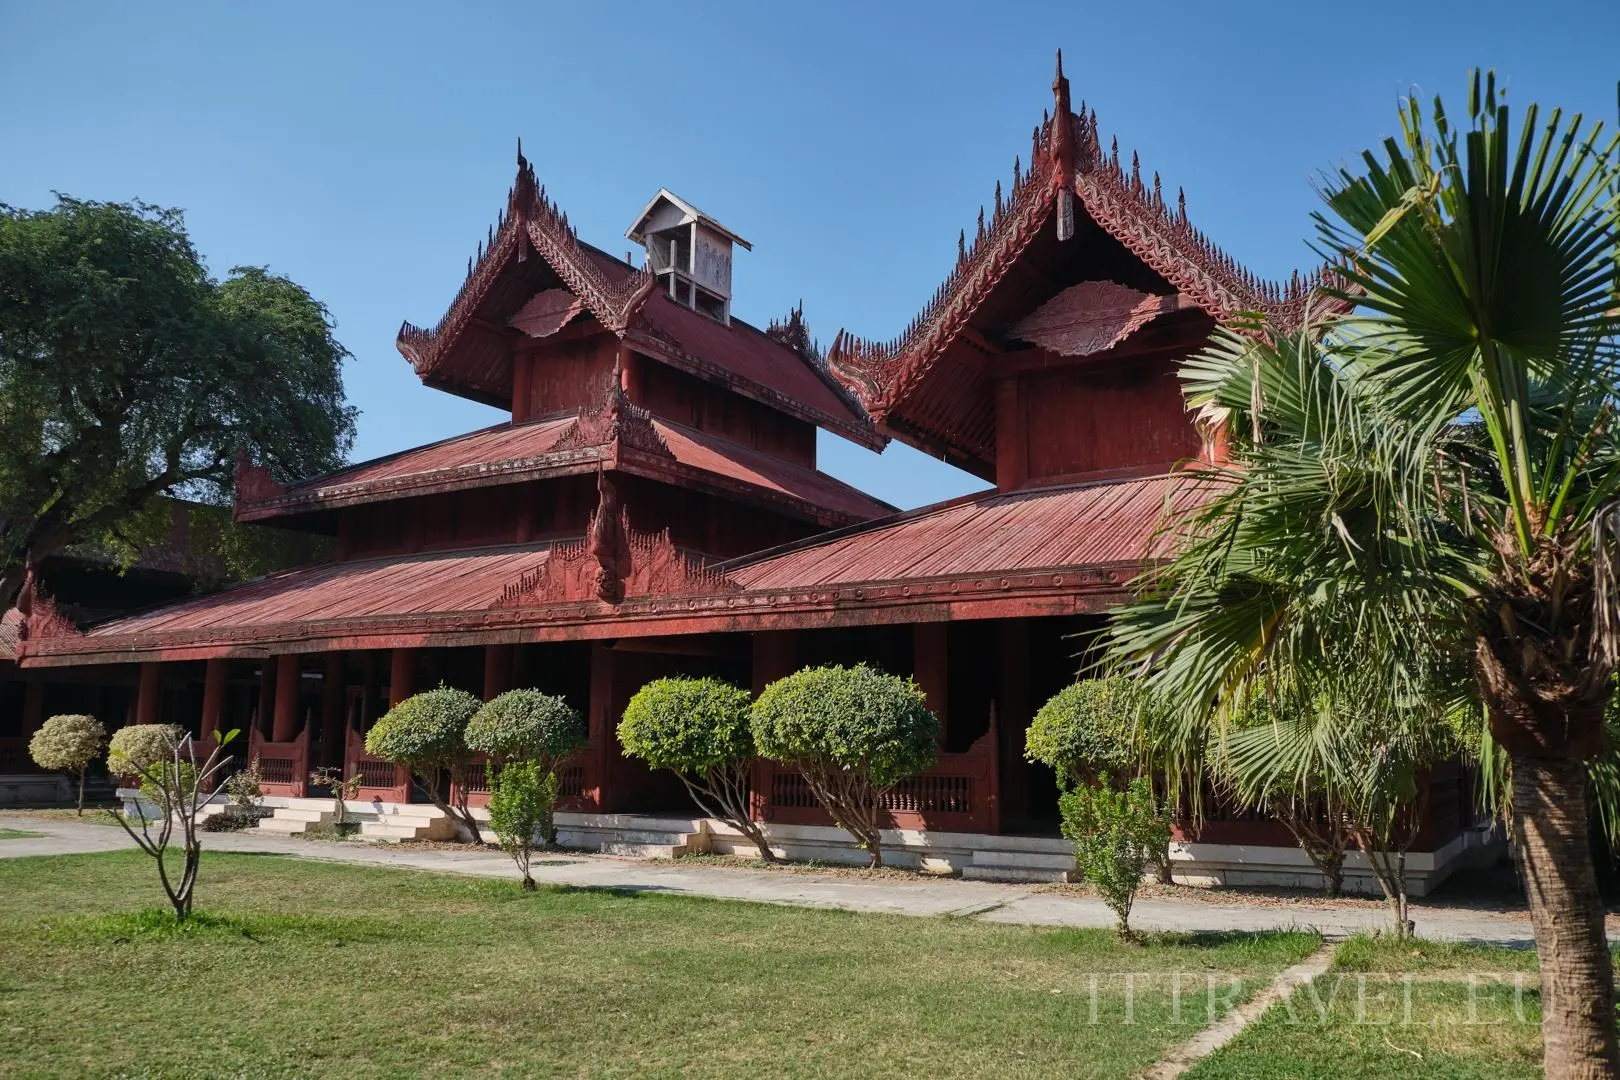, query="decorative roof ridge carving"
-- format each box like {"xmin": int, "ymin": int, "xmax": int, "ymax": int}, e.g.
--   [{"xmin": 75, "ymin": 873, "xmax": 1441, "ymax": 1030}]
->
[
  {"xmin": 233, "ymin": 448, "xmax": 286, "ymax": 511},
  {"xmin": 553, "ymin": 359, "xmax": 674, "ymax": 459},
  {"xmin": 16, "ymin": 561, "xmax": 83, "ymax": 646},
  {"xmin": 494, "ymin": 472, "xmax": 737, "ymax": 608},
  {"xmin": 826, "ymin": 52, "xmax": 1346, "ymax": 419},
  {"xmin": 397, "ymin": 143, "xmax": 659, "ymax": 376}
]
